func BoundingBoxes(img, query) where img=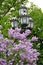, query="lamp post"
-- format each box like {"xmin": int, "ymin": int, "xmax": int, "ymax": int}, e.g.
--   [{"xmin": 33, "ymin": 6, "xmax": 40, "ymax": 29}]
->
[
  {"xmin": 10, "ymin": 16, "xmax": 18, "ymax": 29},
  {"xmin": 10, "ymin": 3, "xmax": 34, "ymax": 32}
]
